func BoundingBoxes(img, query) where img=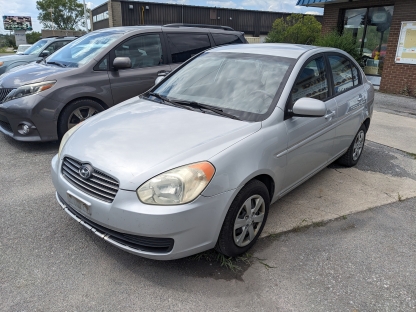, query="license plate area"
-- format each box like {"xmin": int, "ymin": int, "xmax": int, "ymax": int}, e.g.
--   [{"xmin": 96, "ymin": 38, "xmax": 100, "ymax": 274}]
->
[{"xmin": 67, "ymin": 191, "xmax": 91, "ymax": 215}]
